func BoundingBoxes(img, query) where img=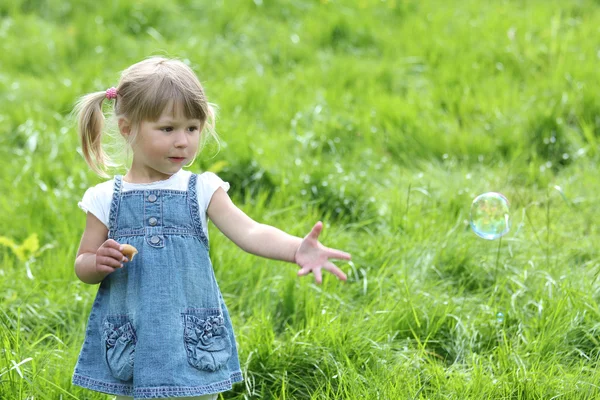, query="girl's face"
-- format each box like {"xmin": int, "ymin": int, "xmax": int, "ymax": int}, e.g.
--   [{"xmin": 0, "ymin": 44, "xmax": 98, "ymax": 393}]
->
[{"xmin": 125, "ymin": 103, "xmax": 202, "ymax": 183}]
